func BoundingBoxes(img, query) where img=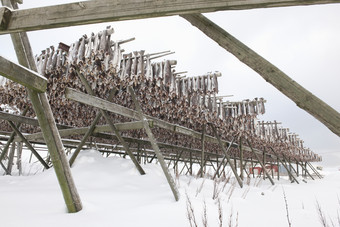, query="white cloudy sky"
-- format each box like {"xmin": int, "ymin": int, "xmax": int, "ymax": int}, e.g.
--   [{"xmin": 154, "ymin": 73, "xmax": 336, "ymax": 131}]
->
[{"xmin": 1, "ymin": 1, "xmax": 340, "ymax": 166}]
